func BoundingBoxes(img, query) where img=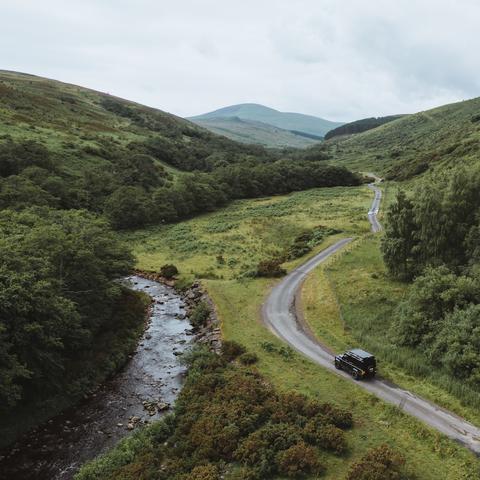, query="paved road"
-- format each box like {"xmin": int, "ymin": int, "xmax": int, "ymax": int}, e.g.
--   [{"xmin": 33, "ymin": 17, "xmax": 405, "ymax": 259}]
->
[{"xmin": 262, "ymin": 183, "xmax": 480, "ymax": 454}]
